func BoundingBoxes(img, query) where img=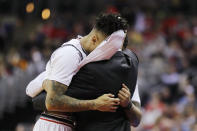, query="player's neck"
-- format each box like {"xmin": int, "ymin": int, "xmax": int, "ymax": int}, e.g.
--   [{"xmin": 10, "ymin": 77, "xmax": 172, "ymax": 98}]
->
[{"xmin": 80, "ymin": 35, "xmax": 90, "ymax": 53}]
